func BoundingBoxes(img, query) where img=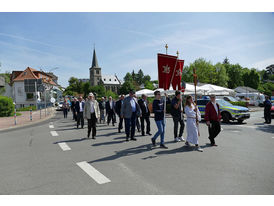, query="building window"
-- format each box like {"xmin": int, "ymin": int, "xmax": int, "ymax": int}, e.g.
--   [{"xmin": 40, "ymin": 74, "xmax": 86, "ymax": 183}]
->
[
  {"xmin": 26, "ymin": 93, "xmax": 34, "ymax": 100},
  {"xmin": 96, "ymin": 70, "xmax": 99, "ymax": 74},
  {"xmin": 109, "ymin": 79, "xmax": 111, "ymax": 81},
  {"xmin": 97, "ymin": 77, "xmax": 99, "ymax": 80},
  {"xmin": 115, "ymin": 79, "xmax": 117, "ymax": 81},
  {"xmin": 104, "ymin": 79, "xmax": 106, "ymax": 81}
]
